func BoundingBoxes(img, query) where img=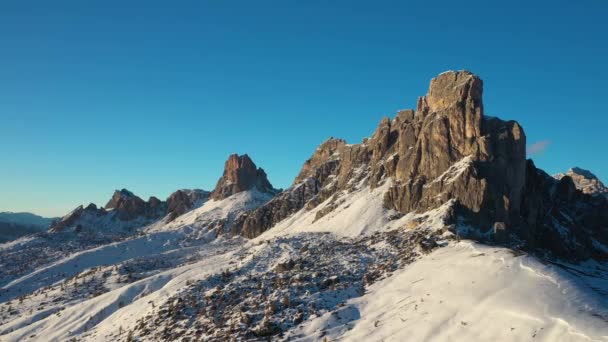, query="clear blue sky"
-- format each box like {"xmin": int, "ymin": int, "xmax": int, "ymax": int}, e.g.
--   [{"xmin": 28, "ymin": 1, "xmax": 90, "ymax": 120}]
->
[{"xmin": 1, "ymin": 0, "xmax": 607, "ymax": 217}]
